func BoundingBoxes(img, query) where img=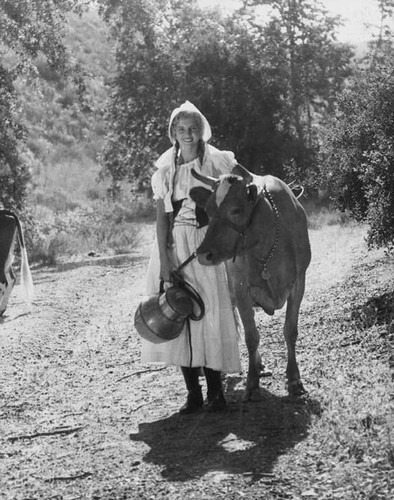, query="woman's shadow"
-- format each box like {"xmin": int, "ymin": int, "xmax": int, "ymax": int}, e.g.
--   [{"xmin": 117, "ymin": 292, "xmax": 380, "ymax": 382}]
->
[{"xmin": 129, "ymin": 376, "xmax": 321, "ymax": 482}]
